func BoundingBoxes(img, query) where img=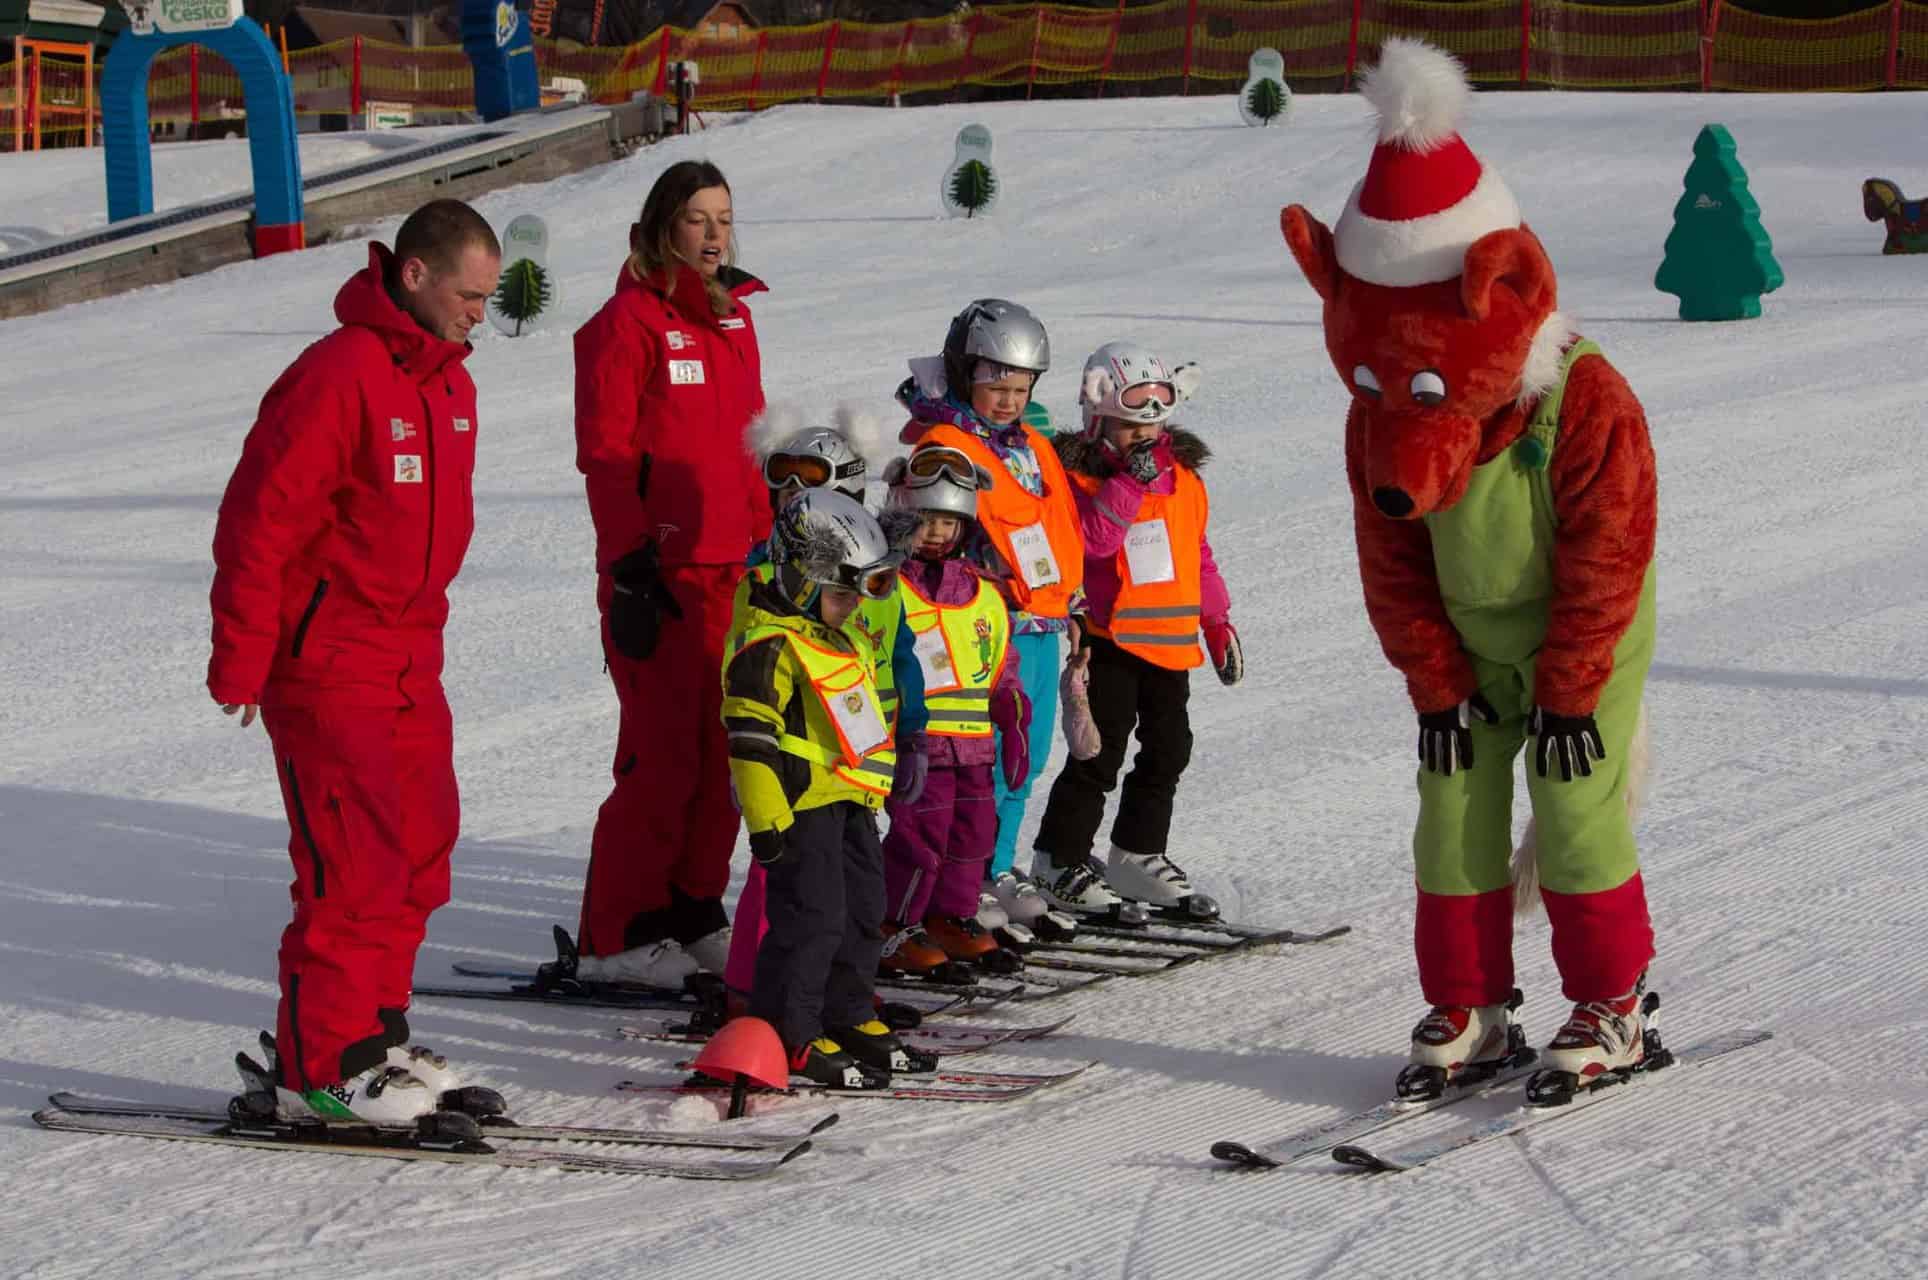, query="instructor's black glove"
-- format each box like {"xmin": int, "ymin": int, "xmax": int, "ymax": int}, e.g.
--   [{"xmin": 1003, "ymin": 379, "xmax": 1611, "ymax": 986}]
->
[
  {"xmin": 607, "ymin": 541, "xmax": 682, "ymax": 661},
  {"xmin": 1417, "ymin": 692, "xmax": 1499, "ymax": 777},
  {"xmin": 749, "ymin": 828, "xmax": 787, "ymax": 867},
  {"xmin": 1529, "ymin": 707, "xmax": 1606, "ymax": 782}
]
